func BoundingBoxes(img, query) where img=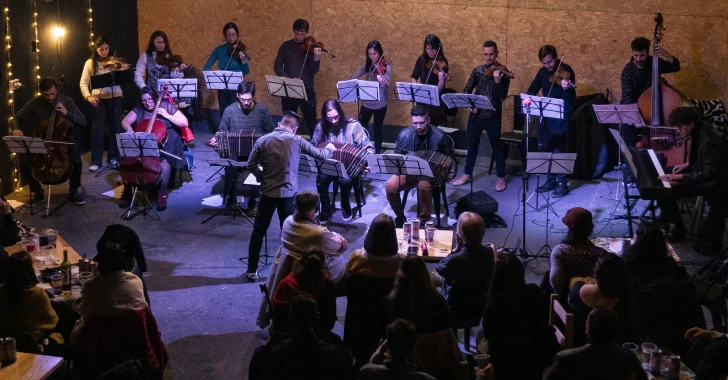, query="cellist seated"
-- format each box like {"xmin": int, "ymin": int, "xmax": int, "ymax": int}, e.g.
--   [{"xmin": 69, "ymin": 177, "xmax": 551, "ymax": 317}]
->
[{"xmin": 120, "ymin": 87, "xmax": 188, "ymax": 211}]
